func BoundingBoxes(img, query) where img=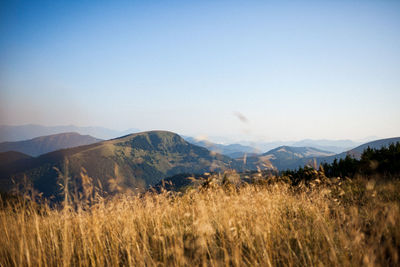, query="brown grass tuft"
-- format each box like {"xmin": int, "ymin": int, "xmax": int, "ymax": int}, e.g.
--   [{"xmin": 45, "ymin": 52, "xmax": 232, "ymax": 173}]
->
[{"xmin": 1, "ymin": 176, "xmax": 399, "ymax": 266}]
